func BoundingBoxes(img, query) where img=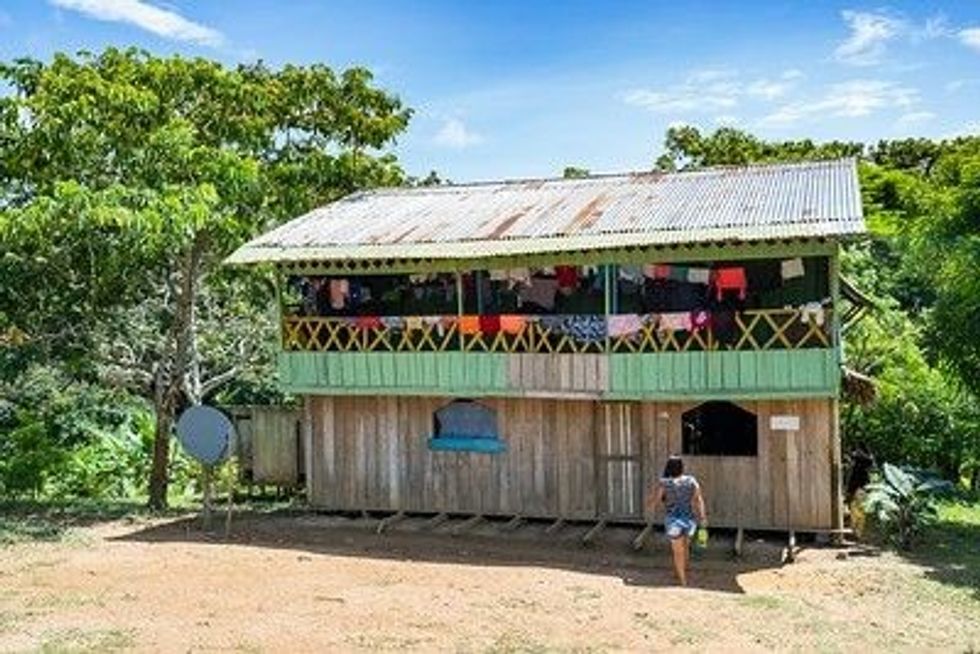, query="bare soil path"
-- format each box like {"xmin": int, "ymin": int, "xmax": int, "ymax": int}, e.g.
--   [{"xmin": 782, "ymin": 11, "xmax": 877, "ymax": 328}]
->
[{"xmin": 1, "ymin": 512, "xmax": 977, "ymax": 652}]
